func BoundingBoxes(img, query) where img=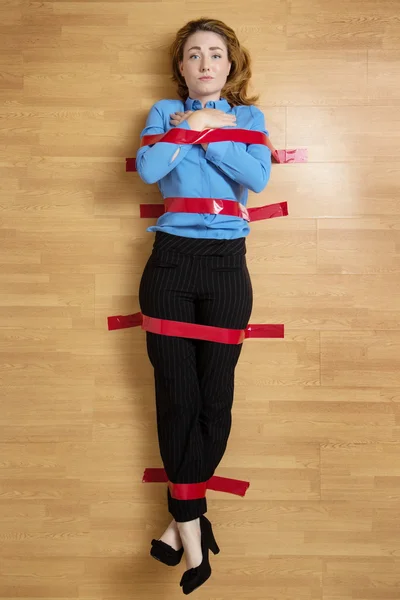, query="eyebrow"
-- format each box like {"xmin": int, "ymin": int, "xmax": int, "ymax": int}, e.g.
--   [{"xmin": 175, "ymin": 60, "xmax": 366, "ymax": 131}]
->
[{"xmin": 187, "ymin": 46, "xmax": 224, "ymax": 52}]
